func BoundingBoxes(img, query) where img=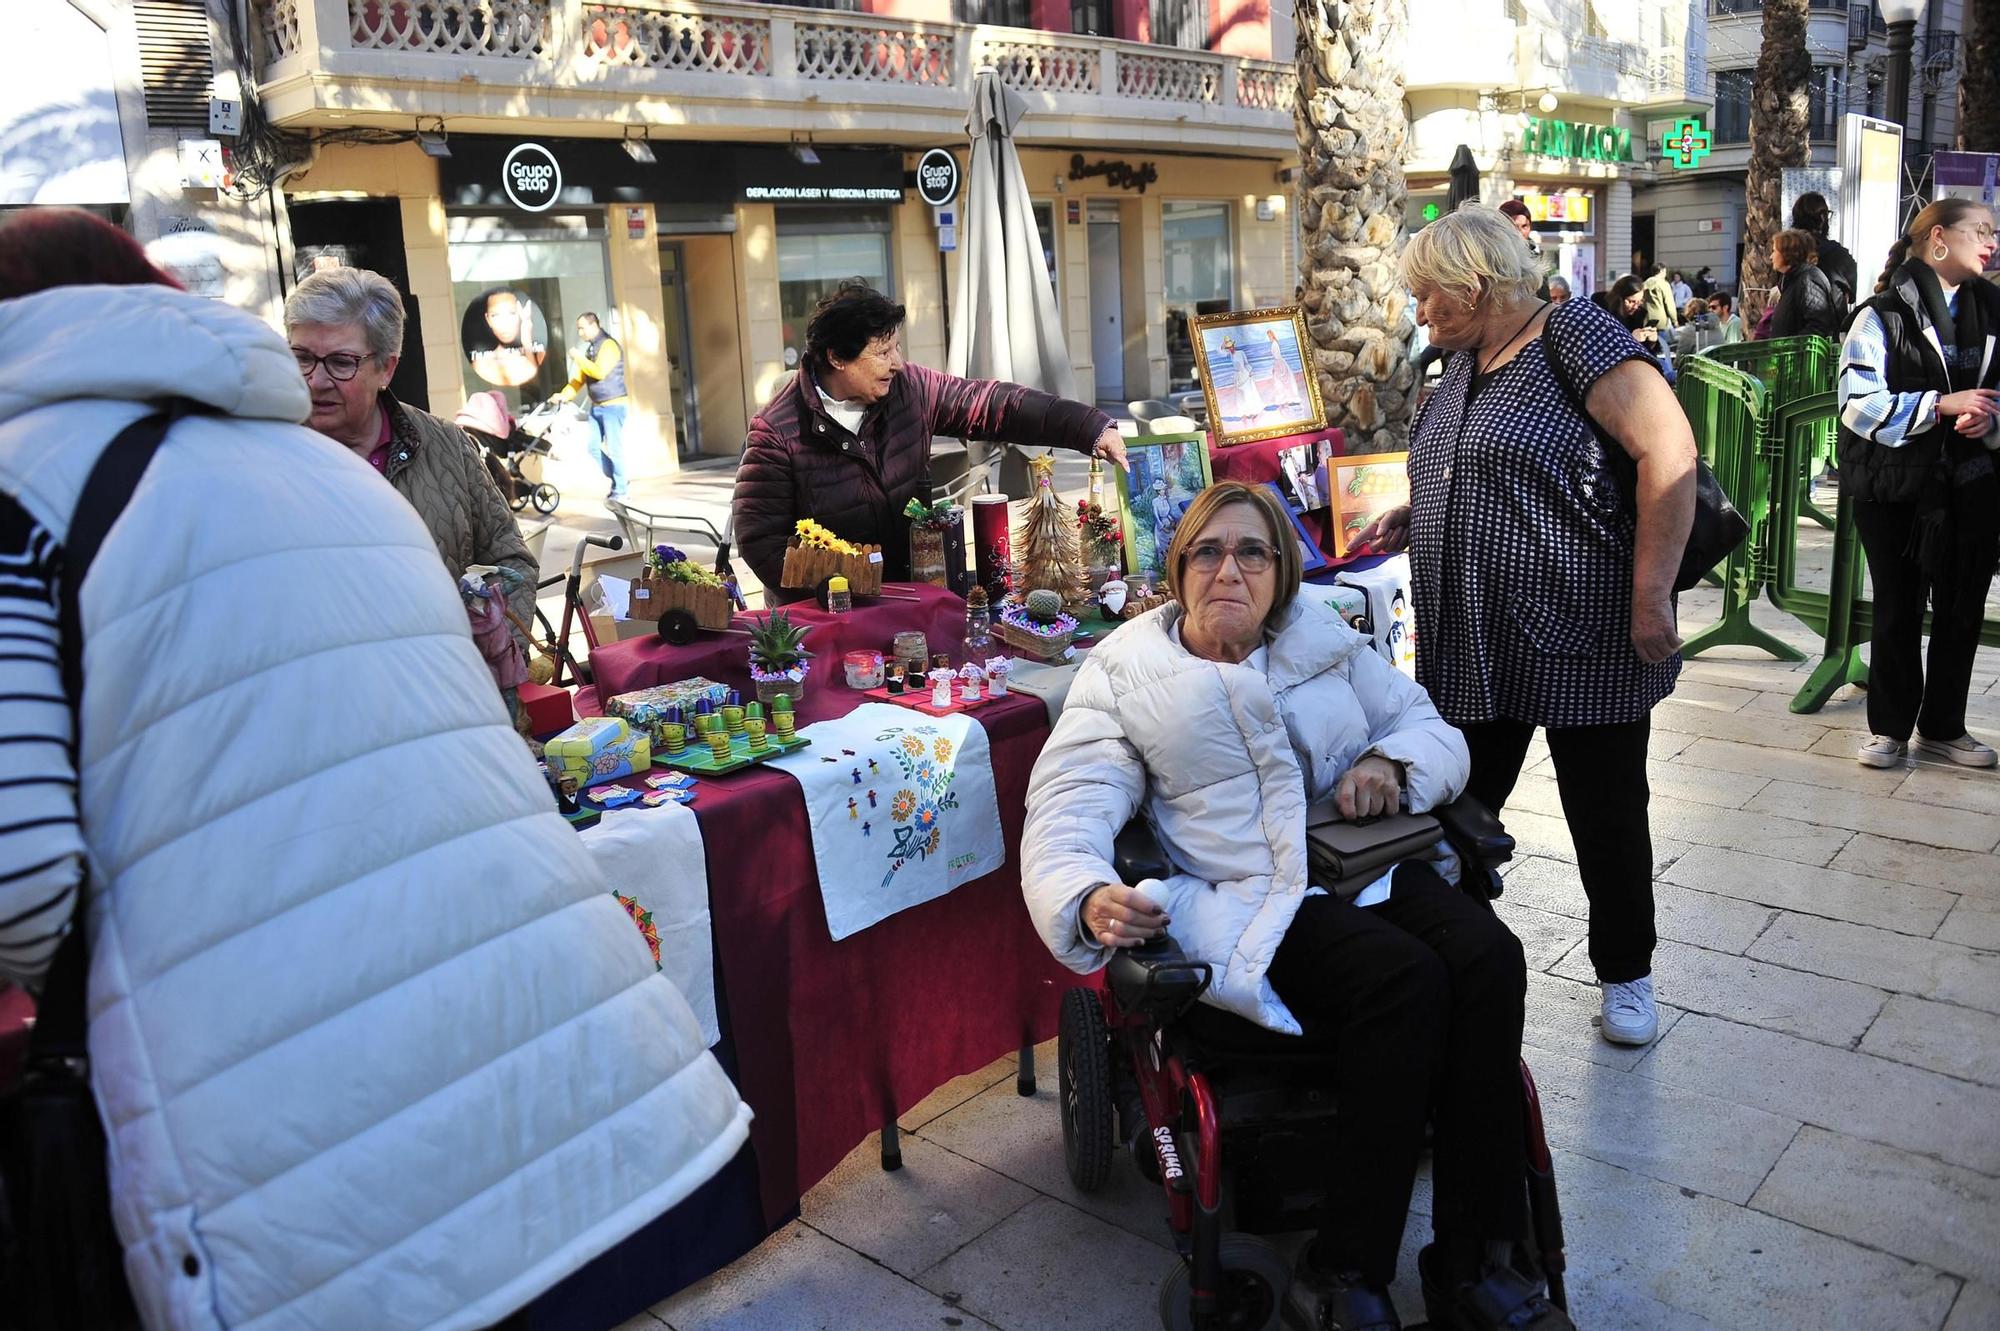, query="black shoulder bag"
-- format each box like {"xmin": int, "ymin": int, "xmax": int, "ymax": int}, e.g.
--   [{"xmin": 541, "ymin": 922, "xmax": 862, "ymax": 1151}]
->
[
  {"xmin": 0, "ymin": 406, "xmax": 185, "ymax": 1331},
  {"xmin": 1547, "ymin": 307, "xmax": 1748, "ymax": 593}
]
